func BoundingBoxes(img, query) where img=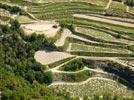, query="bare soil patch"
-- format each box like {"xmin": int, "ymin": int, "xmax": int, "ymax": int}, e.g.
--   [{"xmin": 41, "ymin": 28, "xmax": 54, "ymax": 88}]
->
[
  {"xmin": 22, "ymin": 21, "xmax": 60, "ymax": 38},
  {"xmin": 34, "ymin": 50, "xmax": 73, "ymax": 65}
]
